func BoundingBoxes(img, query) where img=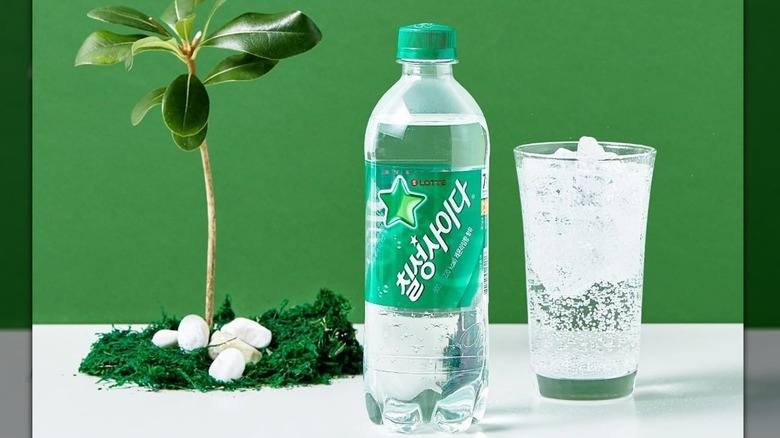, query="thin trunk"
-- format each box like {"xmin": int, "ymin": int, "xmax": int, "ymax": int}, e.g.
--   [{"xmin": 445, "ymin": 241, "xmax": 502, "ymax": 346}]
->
[{"xmin": 200, "ymin": 141, "xmax": 216, "ymax": 327}]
